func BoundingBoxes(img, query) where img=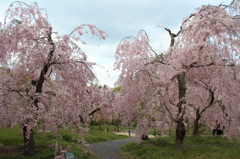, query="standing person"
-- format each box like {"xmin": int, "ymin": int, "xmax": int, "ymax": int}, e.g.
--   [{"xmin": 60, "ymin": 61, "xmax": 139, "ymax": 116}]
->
[{"xmin": 212, "ymin": 120, "xmax": 220, "ymax": 135}]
